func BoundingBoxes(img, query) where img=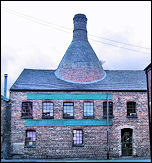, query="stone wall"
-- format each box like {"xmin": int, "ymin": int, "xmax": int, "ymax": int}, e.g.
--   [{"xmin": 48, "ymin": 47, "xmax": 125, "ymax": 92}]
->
[{"xmin": 10, "ymin": 91, "xmax": 150, "ymax": 159}]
